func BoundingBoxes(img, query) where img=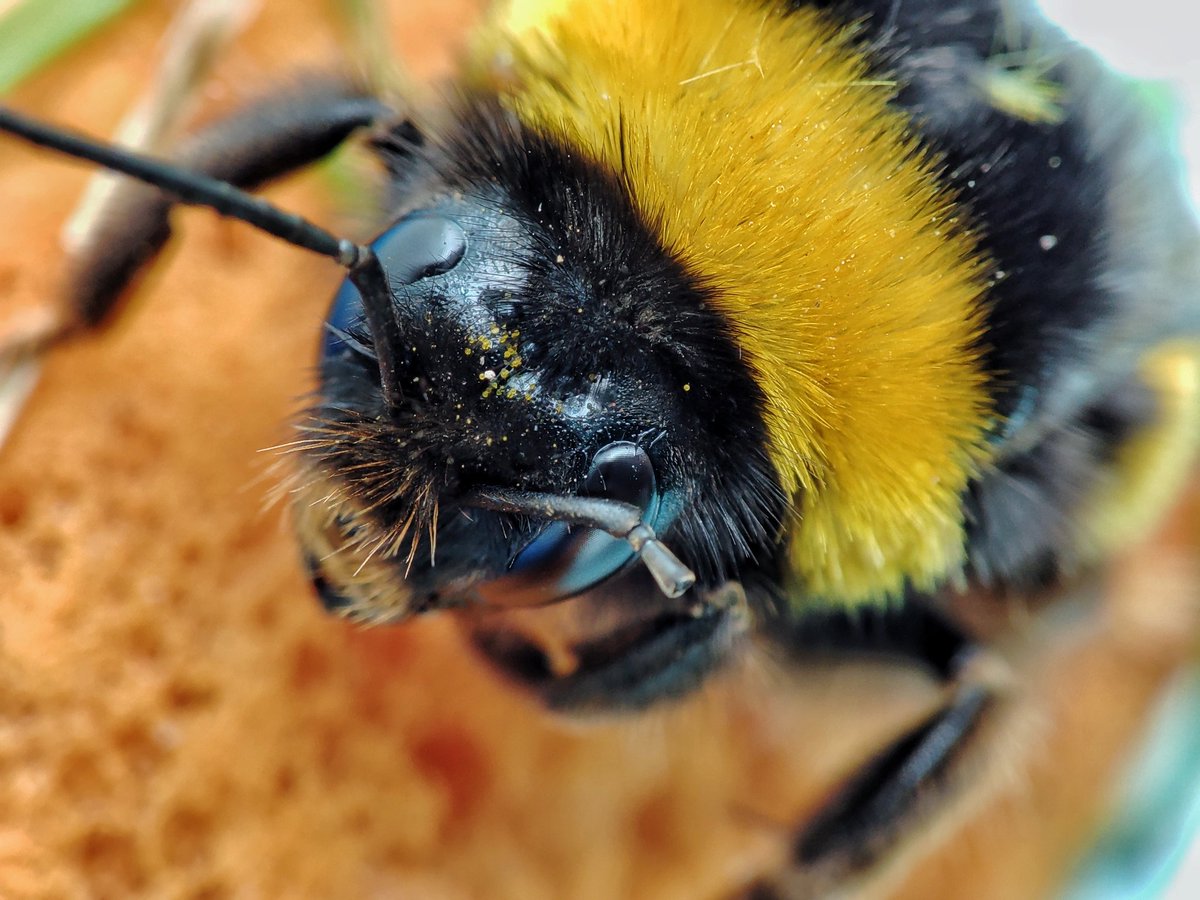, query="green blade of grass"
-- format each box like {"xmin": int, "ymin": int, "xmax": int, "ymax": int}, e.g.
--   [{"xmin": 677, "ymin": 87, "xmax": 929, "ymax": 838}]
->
[{"xmin": 0, "ymin": 0, "xmax": 140, "ymax": 94}]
